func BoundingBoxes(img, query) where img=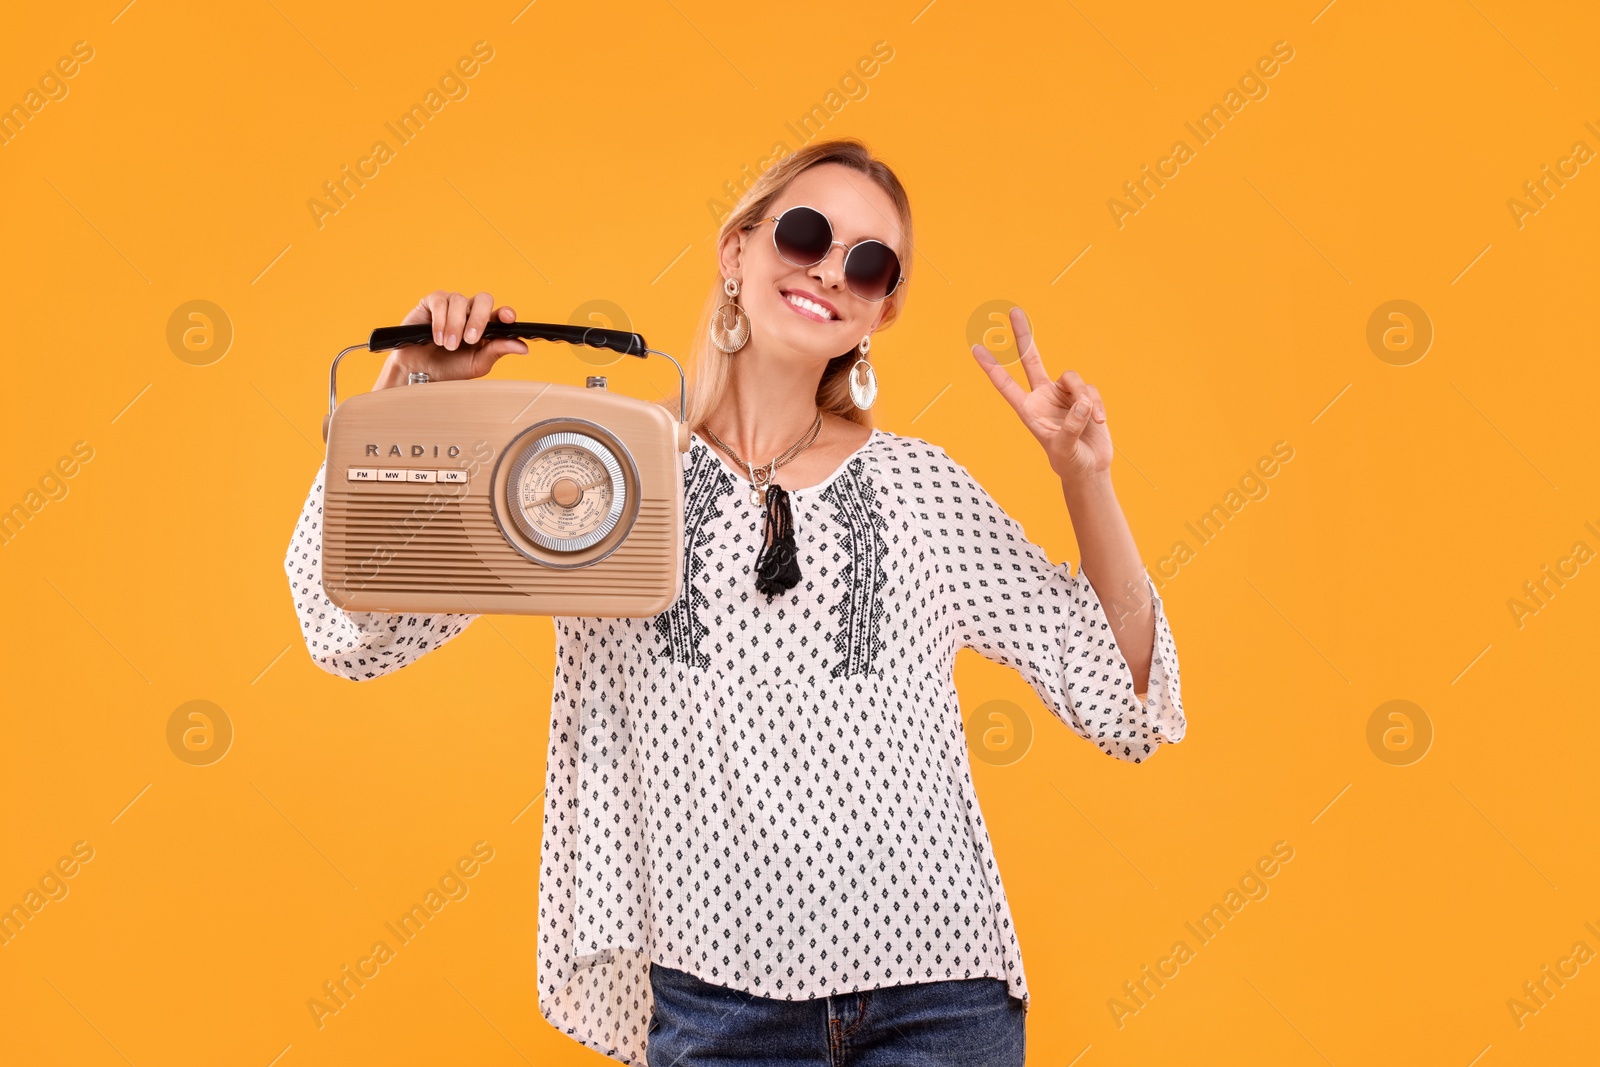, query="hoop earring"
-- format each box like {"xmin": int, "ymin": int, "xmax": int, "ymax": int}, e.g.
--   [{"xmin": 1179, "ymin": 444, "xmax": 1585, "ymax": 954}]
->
[
  {"xmin": 849, "ymin": 334, "xmax": 877, "ymax": 410},
  {"xmin": 710, "ymin": 276, "xmax": 751, "ymax": 354}
]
